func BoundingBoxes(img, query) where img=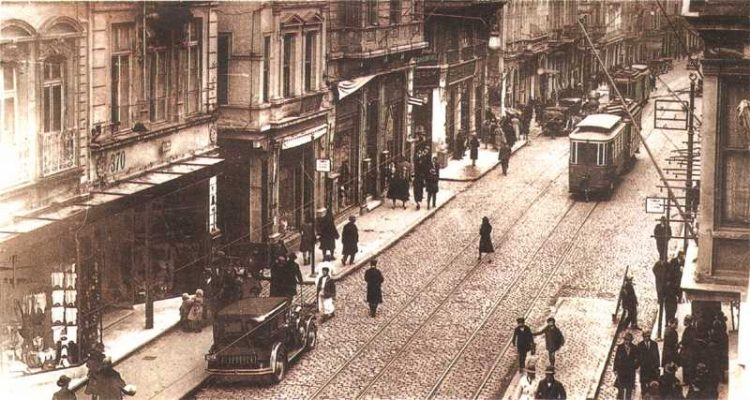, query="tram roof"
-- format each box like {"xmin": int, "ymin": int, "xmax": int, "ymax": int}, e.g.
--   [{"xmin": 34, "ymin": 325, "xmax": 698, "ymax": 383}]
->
[
  {"xmin": 570, "ymin": 114, "xmax": 625, "ymax": 141},
  {"xmin": 577, "ymin": 114, "xmax": 621, "ymax": 130}
]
